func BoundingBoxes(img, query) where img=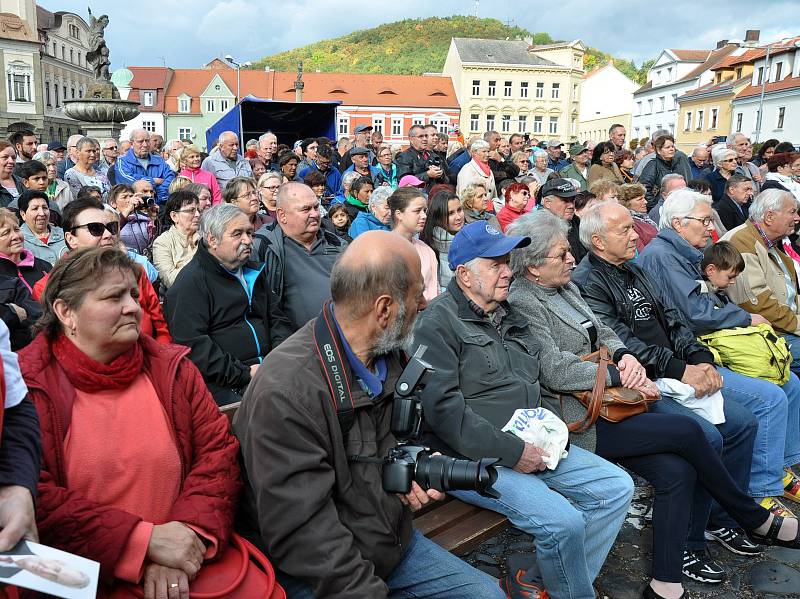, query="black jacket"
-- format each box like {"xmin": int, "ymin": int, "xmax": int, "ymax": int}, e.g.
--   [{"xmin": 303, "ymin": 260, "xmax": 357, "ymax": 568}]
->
[
  {"xmin": 488, "ymin": 157, "xmax": 520, "ymax": 189},
  {"xmin": 567, "ymin": 215, "xmax": 587, "ymax": 264},
  {"xmin": 394, "ymin": 147, "xmax": 450, "ymax": 188},
  {"xmin": 713, "ymin": 195, "xmax": 749, "ymax": 232},
  {"xmin": 164, "ymin": 240, "xmax": 292, "ymax": 393},
  {"xmin": 0, "ymin": 254, "xmax": 51, "ymax": 291},
  {"xmin": 0, "ymin": 275, "xmax": 41, "ymax": 351},
  {"xmin": 639, "ymin": 153, "xmax": 692, "ymax": 210},
  {"xmin": 0, "ymin": 176, "xmax": 24, "ymax": 209},
  {"xmin": 572, "ymin": 253, "xmax": 714, "ymax": 380}
]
